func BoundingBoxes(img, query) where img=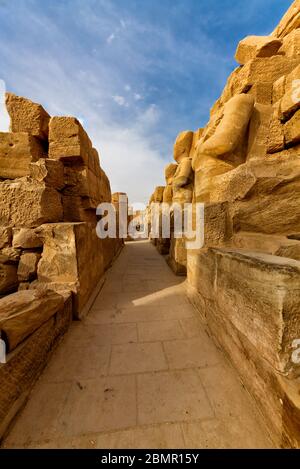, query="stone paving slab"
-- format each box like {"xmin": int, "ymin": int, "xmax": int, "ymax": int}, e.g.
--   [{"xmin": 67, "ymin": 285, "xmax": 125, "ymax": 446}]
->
[{"xmin": 2, "ymin": 240, "xmax": 274, "ymax": 449}]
